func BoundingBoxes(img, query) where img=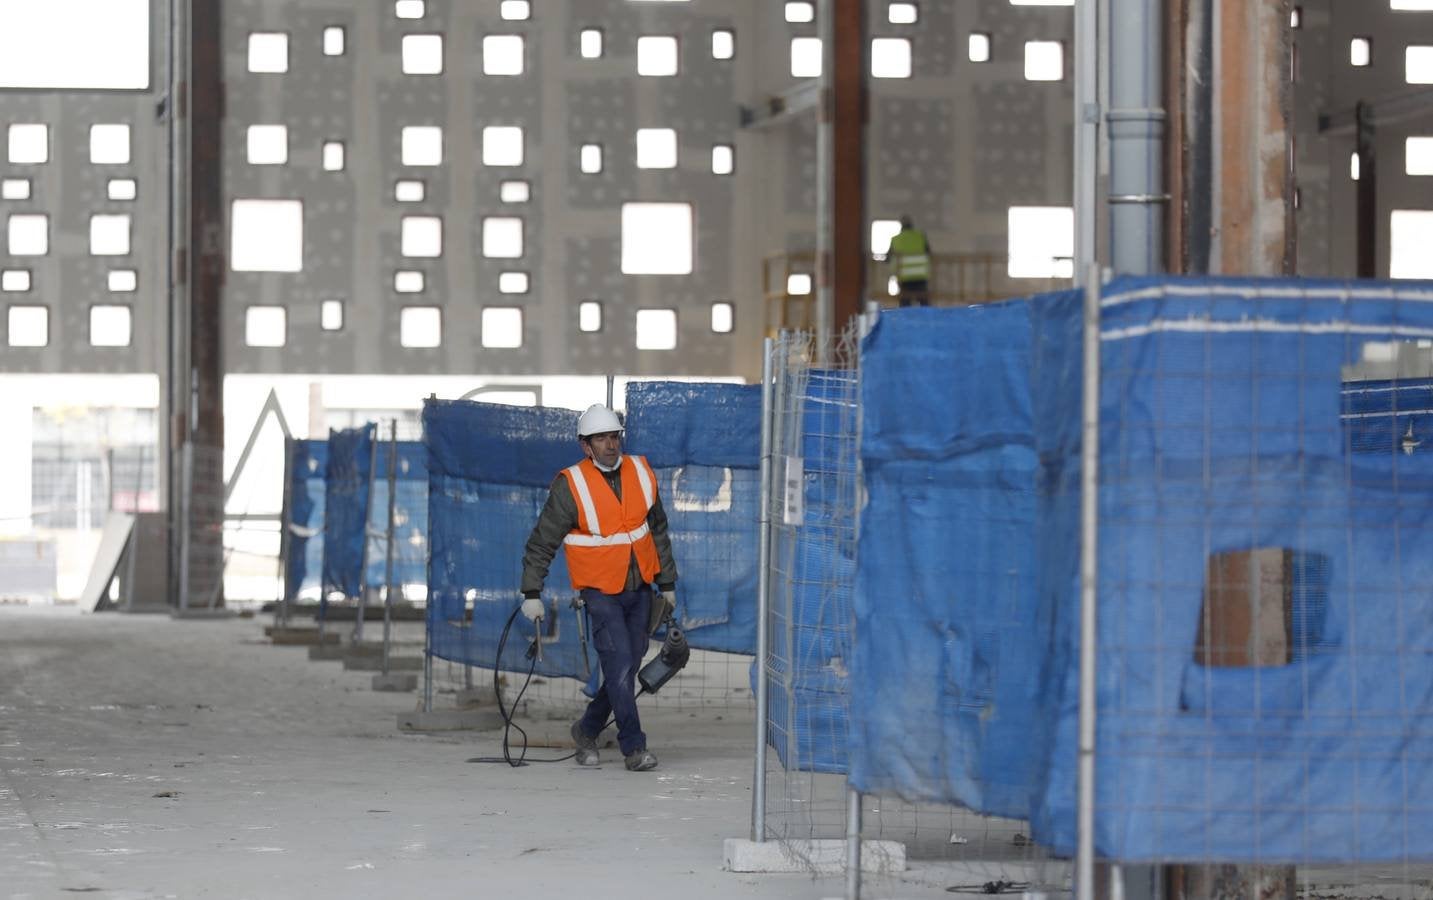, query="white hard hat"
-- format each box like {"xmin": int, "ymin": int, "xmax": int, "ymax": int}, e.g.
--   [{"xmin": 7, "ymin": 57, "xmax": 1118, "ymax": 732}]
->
[{"xmin": 577, "ymin": 404, "xmax": 623, "ymax": 439}]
